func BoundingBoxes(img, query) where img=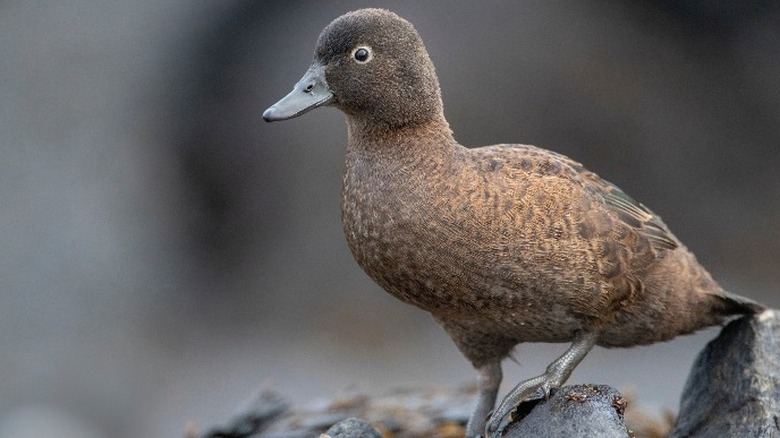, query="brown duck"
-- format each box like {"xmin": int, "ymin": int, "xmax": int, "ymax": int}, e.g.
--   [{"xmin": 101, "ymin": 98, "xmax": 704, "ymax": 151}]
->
[{"xmin": 263, "ymin": 8, "xmax": 765, "ymax": 437}]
